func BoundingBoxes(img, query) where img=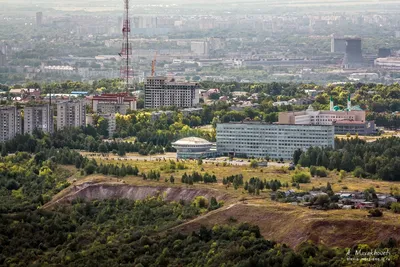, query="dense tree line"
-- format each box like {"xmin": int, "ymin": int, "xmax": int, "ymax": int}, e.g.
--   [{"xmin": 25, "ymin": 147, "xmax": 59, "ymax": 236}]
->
[
  {"xmin": 244, "ymin": 177, "xmax": 285, "ymax": 195},
  {"xmin": 181, "ymin": 171, "xmax": 217, "ymax": 185},
  {"xmin": 222, "ymin": 174, "xmax": 244, "ymax": 189},
  {"xmin": 95, "ymin": 163, "xmax": 139, "ymax": 177},
  {"xmin": 294, "ymin": 137, "xmax": 400, "ymax": 181},
  {"xmin": 143, "ymin": 170, "xmax": 161, "ymax": 181},
  {"xmin": 0, "ymin": 150, "xmax": 76, "ymax": 213}
]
